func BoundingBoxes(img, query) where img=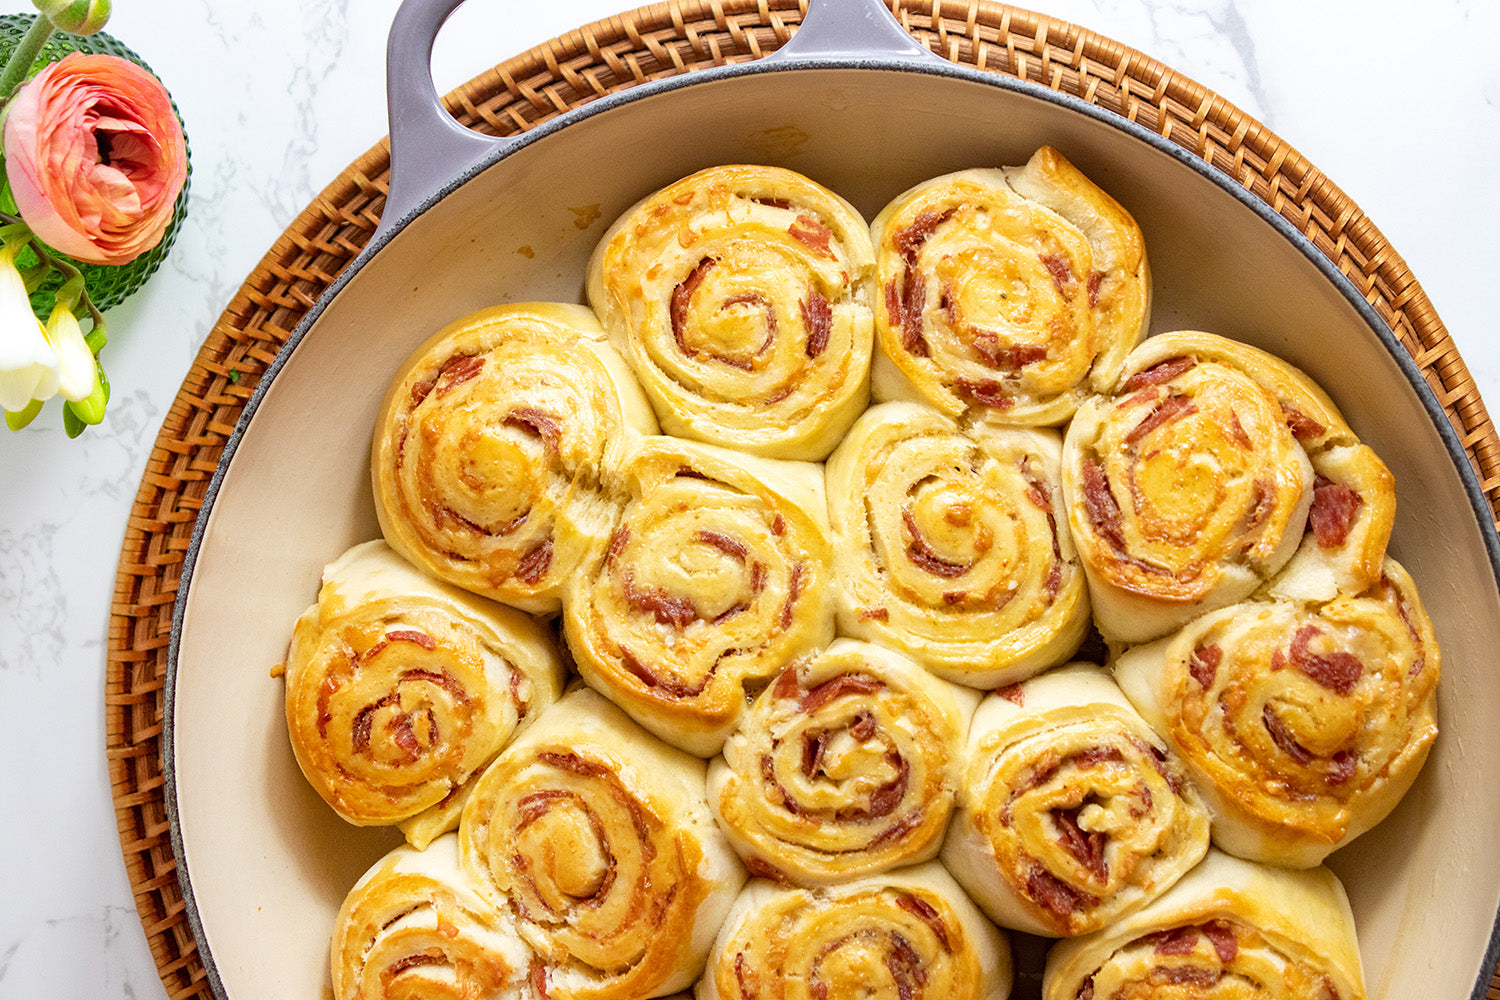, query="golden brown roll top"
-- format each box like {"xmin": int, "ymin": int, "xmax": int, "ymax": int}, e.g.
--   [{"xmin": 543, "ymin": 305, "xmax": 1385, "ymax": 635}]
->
[
  {"xmin": 701, "ymin": 863, "xmax": 1013, "ymax": 1000},
  {"xmin": 330, "ymin": 834, "xmax": 530, "ymax": 1000},
  {"xmin": 1113, "ymin": 557, "xmax": 1438, "ymax": 868},
  {"xmin": 1062, "ymin": 331, "xmax": 1395, "ymax": 644},
  {"xmin": 283, "ymin": 540, "xmax": 565, "ymax": 848},
  {"xmin": 870, "ymin": 147, "xmax": 1149, "ymax": 426},
  {"xmin": 708, "ymin": 638, "xmax": 978, "ymax": 886},
  {"xmin": 459, "ymin": 687, "xmax": 745, "ymax": 1000},
  {"xmin": 826, "ymin": 400, "xmax": 1089, "ymax": 687},
  {"xmin": 562, "ymin": 436, "xmax": 836, "ymax": 756},
  {"xmin": 587, "ymin": 164, "xmax": 875, "ymax": 461},
  {"xmin": 1043, "ymin": 849, "xmax": 1366, "ymax": 1000},
  {"xmin": 372, "ymin": 302, "xmax": 657, "ymax": 615},
  {"xmin": 942, "ymin": 664, "xmax": 1210, "ymax": 938}
]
